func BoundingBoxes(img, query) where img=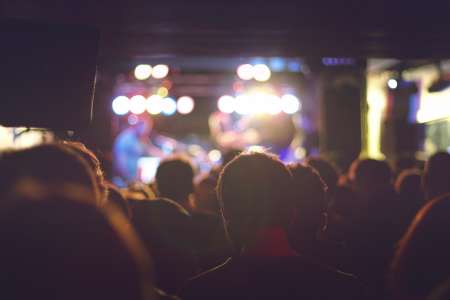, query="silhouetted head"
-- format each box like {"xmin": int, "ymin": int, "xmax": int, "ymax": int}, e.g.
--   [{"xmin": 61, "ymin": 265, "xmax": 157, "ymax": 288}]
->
[
  {"xmin": 155, "ymin": 156, "xmax": 195, "ymax": 204},
  {"xmin": 349, "ymin": 158, "xmax": 392, "ymax": 198},
  {"xmin": 395, "ymin": 169, "xmax": 423, "ymax": 200},
  {"xmin": 221, "ymin": 148, "xmax": 243, "ymax": 168},
  {"xmin": 217, "ymin": 151, "xmax": 294, "ymax": 252},
  {"xmin": 305, "ymin": 157, "xmax": 339, "ymax": 196},
  {"xmin": 390, "ymin": 193, "xmax": 450, "ymax": 299},
  {"xmin": 287, "ymin": 163, "xmax": 328, "ymax": 250},
  {"xmin": 422, "ymin": 152, "xmax": 450, "ymax": 200},
  {"xmin": 0, "ymin": 143, "xmax": 100, "ymax": 204},
  {"xmin": 0, "ymin": 183, "xmax": 155, "ymax": 300},
  {"xmin": 194, "ymin": 174, "xmax": 219, "ymax": 214}
]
